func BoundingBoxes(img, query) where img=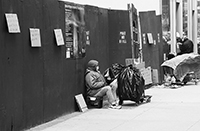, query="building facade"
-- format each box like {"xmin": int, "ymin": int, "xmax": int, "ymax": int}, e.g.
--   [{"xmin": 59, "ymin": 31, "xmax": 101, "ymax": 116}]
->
[{"xmin": 161, "ymin": 0, "xmax": 199, "ymax": 55}]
